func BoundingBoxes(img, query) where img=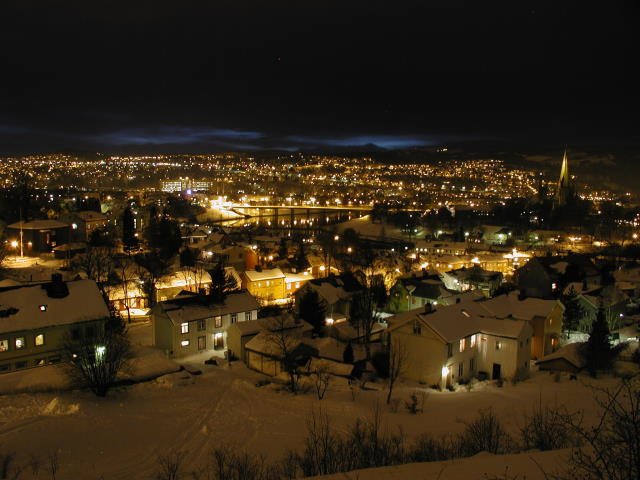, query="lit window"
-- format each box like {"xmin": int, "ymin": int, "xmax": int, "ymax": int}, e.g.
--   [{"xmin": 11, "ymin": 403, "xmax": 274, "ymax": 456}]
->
[
  {"xmin": 495, "ymin": 340, "xmax": 502, "ymax": 351},
  {"xmin": 230, "ymin": 313, "xmax": 237, "ymax": 324},
  {"xmin": 39, "ymin": 304, "xmax": 47, "ymax": 312},
  {"xmin": 181, "ymin": 322, "xmax": 189, "ymax": 334},
  {"xmin": 0, "ymin": 339, "xmax": 8, "ymax": 352},
  {"xmin": 470, "ymin": 334, "xmax": 477, "ymax": 348},
  {"xmin": 15, "ymin": 337, "xmax": 25, "ymax": 350},
  {"xmin": 459, "ymin": 338, "xmax": 466, "ymax": 352},
  {"xmin": 287, "ymin": 283, "xmax": 292, "ymax": 290},
  {"xmin": 35, "ymin": 334, "xmax": 45, "ymax": 346},
  {"xmin": 215, "ymin": 316, "xmax": 223, "ymax": 328},
  {"xmin": 181, "ymin": 340, "xmax": 190, "ymax": 347},
  {"xmin": 246, "ymin": 311, "xmax": 252, "ymax": 321}
]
